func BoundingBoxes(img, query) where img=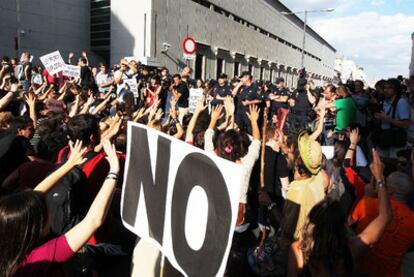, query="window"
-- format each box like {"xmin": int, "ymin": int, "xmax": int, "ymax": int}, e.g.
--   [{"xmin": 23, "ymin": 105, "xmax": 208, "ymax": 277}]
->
[
  {"xmin": 234, "ymin": 61, "xmax": 240, "ymax": 78},
  {"xmin": 260, "ymin": 67, "xmax": 264, "ymax": 81},
  {"xmin": 195, "ymin": 54, "xmax": 204, "ymax": 80},
  {"xmin": 216, "ymin": 58, "xmax": 224, "ymax": 80},
  {"xmin": 270, "ymin": 69, "xmax": 273, "ymax": 82},
  {"xmin": 248, "ymin": 64, "xmax": 253, "ymax": 75}
]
